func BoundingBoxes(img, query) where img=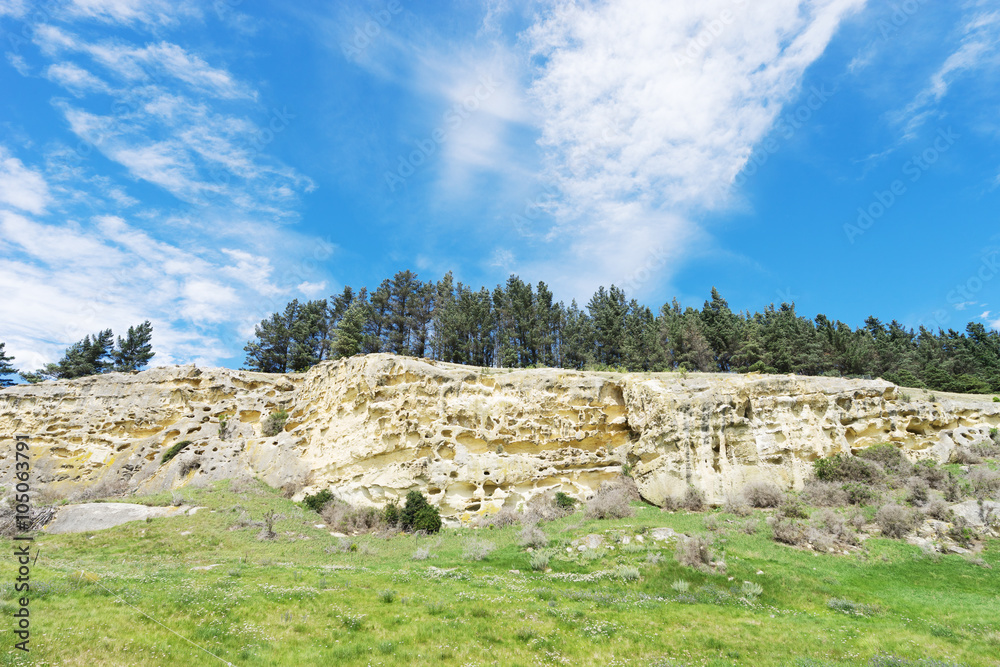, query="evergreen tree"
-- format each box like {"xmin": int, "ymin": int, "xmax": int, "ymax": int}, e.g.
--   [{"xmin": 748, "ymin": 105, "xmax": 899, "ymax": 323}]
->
[
  {"xmin": 39, "ymin": 329, "xmax": 115, "ymax": 379},
  {"xmin": 112, "ymin": 321, "xmax": 155, "ymax": 372},
  {"xmin": 331, "ymin": 299, "xmax": 368, "ymax": 358},
  {"xmin": 244, "ymin": 302, "xmax": 298, "ymax": 373},
  {"xmin": 364, "ymin": 280, "xmax": 392, "ymax": 354},
  {"xmin": 0, "ymin": 342, "xmax": 16, "ymax": 387},
  {"xmin": 288, "ymin": 300, "xmax": 329, "ymax": 371},
  {"xmin": 588, "ymin": 285, "xmax": 628, "ymax": 366}
]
